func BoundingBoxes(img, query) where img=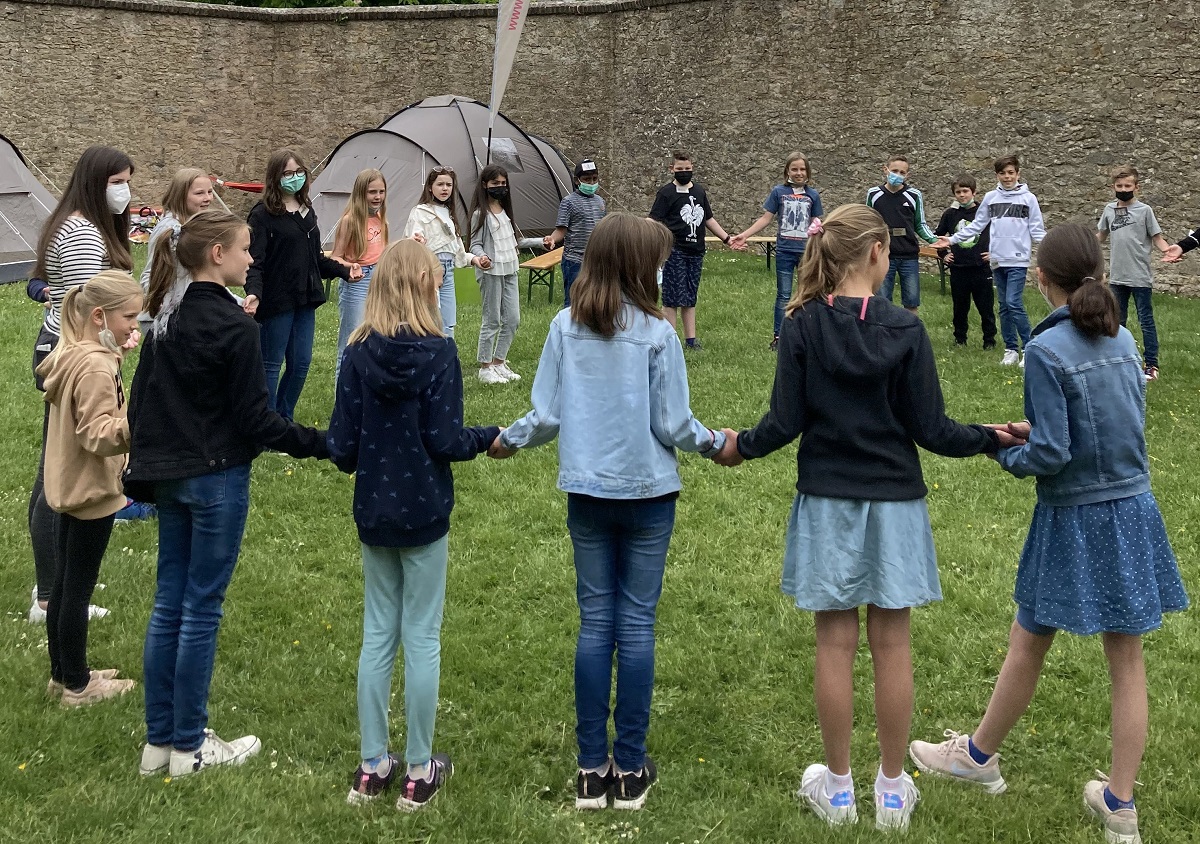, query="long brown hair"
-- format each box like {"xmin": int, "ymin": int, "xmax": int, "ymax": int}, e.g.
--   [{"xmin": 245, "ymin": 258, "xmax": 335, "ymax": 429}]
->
[
  {"xmin": 569, "ymin": 213, "xmax": 668, "ymax": 337},
  {"xmin": 34, "ymin": 146, "xmax": 134, "ymax": 277},
  {"xmin": 417, "ymin": 167, "xmax": 461, "ymax": 235},
  {"xmin": 147, "ymin": 210, "xmax": 248, "ymax": 318},
  {"xmin": 1037, "ymin": 222, "xmax": 1118, "ymax": 338},
  {"xmin": 468, "ymin": 164, "xmax": 514, "ymax": 244},
  {"xmin": 339, "ymin": 169, "xmax": 389, "ymax": 262},
  {"xmin": 160, "ymin": 167, "xmax": 210, "ymax": 220},
  {"xmin": 349, "ymin": 239, "xmax": 444, "ymax": 344},
  {"xmin": 786, "ymin": 204, "xmax": 888, "ymax": 314},
  {"xmin": 262, "ymin": 148, "xmax": 311, "ymax": 215}
]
